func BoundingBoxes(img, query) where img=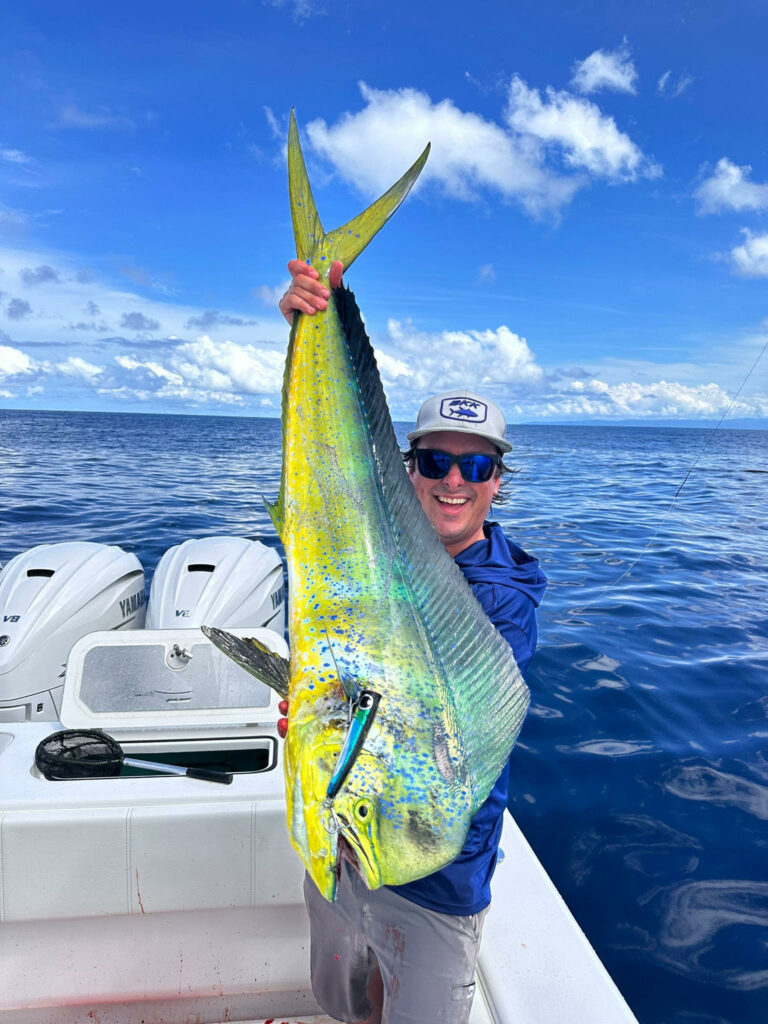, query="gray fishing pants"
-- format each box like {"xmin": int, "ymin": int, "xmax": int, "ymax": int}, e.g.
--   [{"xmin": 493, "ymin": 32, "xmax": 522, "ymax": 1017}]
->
[{"xmin": 304, "ymin": 861, "xmax": 487, "ymax": 1024}]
